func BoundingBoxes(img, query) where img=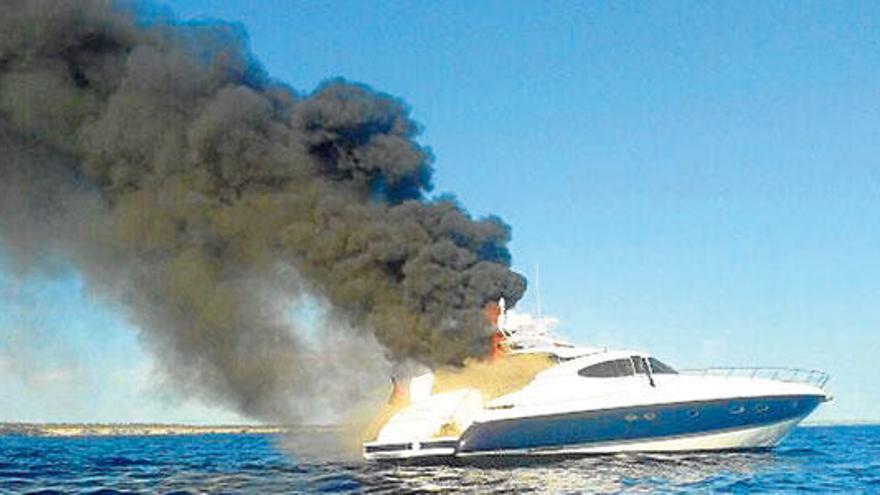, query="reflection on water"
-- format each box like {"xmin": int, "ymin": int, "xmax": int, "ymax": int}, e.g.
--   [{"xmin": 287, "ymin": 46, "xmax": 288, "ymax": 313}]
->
[
  {"xmin": 365, "ymin": 451, "xmax": 777, "ymax": 493},
  {"xmin": 1, "ymin": 426, "xmax": 877, "ymax": 493}
]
